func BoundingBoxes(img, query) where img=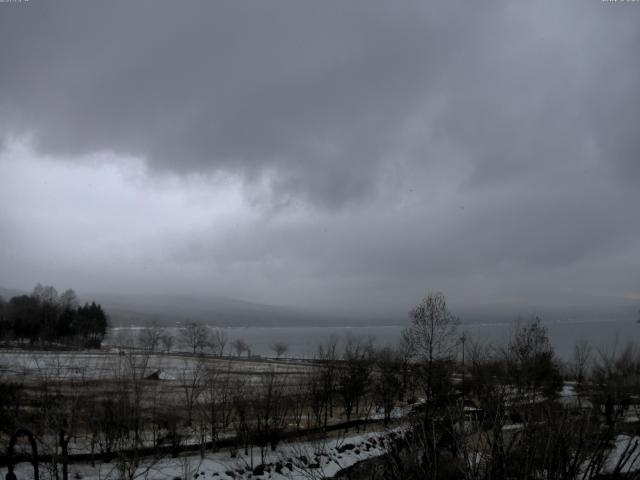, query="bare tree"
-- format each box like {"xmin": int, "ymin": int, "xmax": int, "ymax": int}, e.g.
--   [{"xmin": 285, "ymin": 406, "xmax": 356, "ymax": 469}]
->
[
  {"xmin": 573, "ymin": 339, "xmax": 593, "ymax": 385},
  {"xmin": 271, "ymin": 342, "xmax": 289, "ymax": 359},
  {"xmin": 591, "ymin": 342, "xmax": 640, "ymax": 427},
  {"xmin": 32, "ymin": 284, "xmax": 61, "ymax": 341},
  {"xmin": 110, "ymin": 349, "xmax": 163, "ymax": 480},
  {"xmin": 231, "ymin": 378, "xmax": 251, "ymax": 455},
  {"xmin": 160, "ymin": 331, "xmax": 174, "ymax": 352},
  {"xmin": 32, "ymin": 352, "xmax": 88, "ymax": 480},
  {"xmin": 200, "ymin": 364, "xmax": 234, "ymax": 448},
  {"xmin": 232, "ymin": 338, "xmax": 249, "ymax": 357},
  {"xmin": 32, "ymin": 283, "xmax": 59, "ymax": 305},
  {"xmin": 503, "ymin": 318, "xmax": 562, "ymax": 400},
  {"xmin": 289, "ymin": 374, "xmax": 309, "ymax": 432},
  {"xmin": 178, "ymin": 358, "xmax": 206, "ymax": 428},
  {"xmin": 211, "ymin": 328, "xmax": 228, "ymax": 357},
  {"xmin": 373, "ymin": 346, "xmax": 402, "ymax": 426},
  {"xmin": 403, "ymin": 292, "xmax": 459, "ymax": 410},
  {"xmin": 58, "ymin": 289, "xmax": 78, "ymax": 310},
  {"xmin": 180, "ymin": 321, "xmax": 211, "ymax": 354},
  {"xmin": 0, "ymin": 296, "xmax": 7, "ymax": 340},
  {"xmin": 338, "ymin": 336, "xmax": 372, "ymax": 430},
  {"xmin": 138, "ymin": 323, "xmax": 163, "ymax": 352},
  {"xmin": 315, "ymin": 335, "xmax": 339, "ymax": 429},
  {"xmin": 252, "ymin": 368, "xmax": 289, "ymax": 464}
]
